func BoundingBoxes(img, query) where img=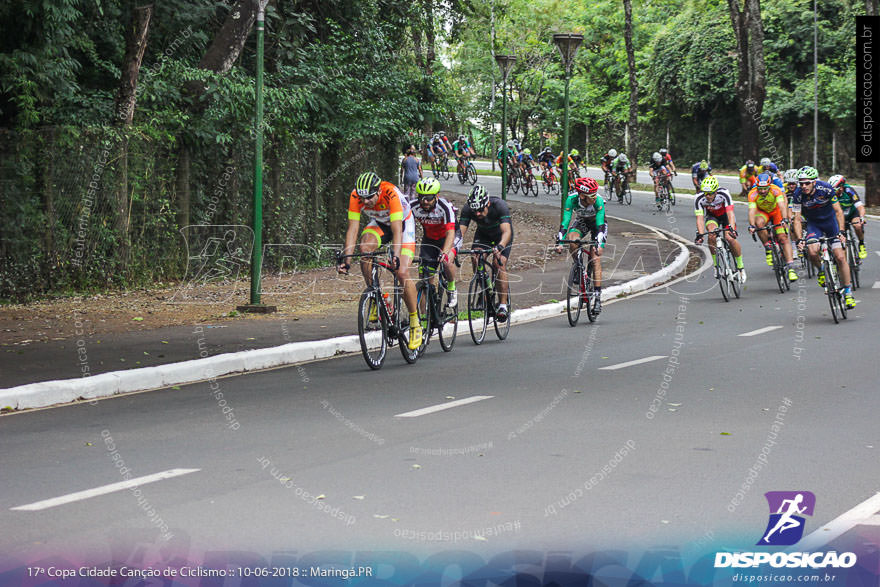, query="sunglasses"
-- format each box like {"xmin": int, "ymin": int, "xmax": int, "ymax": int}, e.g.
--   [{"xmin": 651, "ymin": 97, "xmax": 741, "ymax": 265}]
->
[{"xmin": 798, "ymin": 180, "xmax": 814, "ymax": 186}]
